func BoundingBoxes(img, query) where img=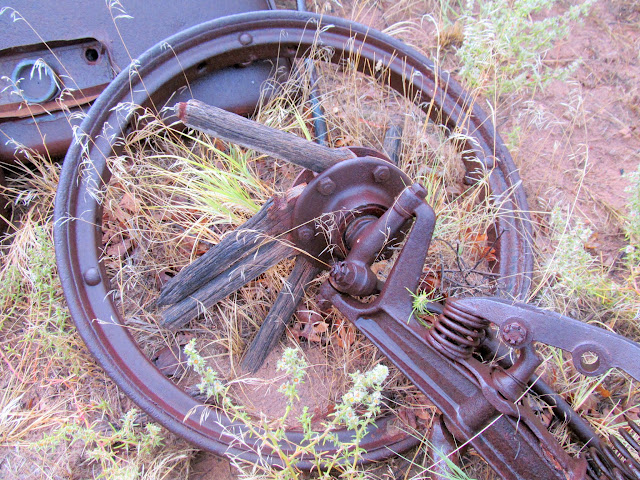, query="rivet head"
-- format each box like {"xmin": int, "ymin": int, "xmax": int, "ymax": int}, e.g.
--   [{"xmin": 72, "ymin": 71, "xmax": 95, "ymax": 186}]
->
[
  {"xmin": 372, "ymin": 165, "xmax": 390, "ymax": 183},
  {"xmin": 297, "ymin": 225, "xmax": 314, "ymax": 243},
  {"xmin": 239, "ymin": 33, "xmax": 253, "ymax": 45},
  {"xmin": 83, "ymin": 267, "xmax": 101, "ymax": 286},
  {"xmin": 317, "ymin": 177, "xmax": 336, "ymax": 196}
]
